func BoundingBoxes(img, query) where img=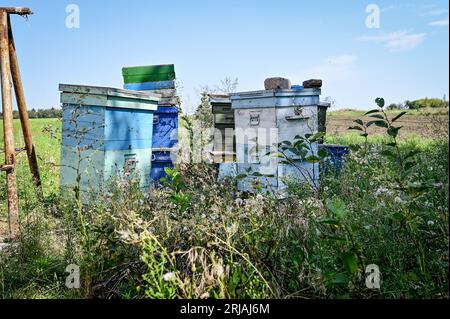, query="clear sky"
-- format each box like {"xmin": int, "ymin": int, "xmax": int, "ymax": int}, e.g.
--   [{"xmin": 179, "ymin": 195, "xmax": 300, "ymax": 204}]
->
[{"xmin": 4, "ymin": 0, "xmax": 449, "ymax": 112}]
